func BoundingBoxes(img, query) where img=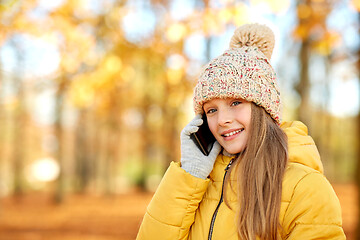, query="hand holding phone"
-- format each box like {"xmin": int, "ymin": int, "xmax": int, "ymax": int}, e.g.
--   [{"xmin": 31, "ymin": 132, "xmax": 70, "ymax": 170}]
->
[
  {"xmin": 180, "ymin": 114, "xmax": 221, "ymax": 179},
  {"xmin": 190, "ymin": 114, "xmax": 216, "ymax": 156}
]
